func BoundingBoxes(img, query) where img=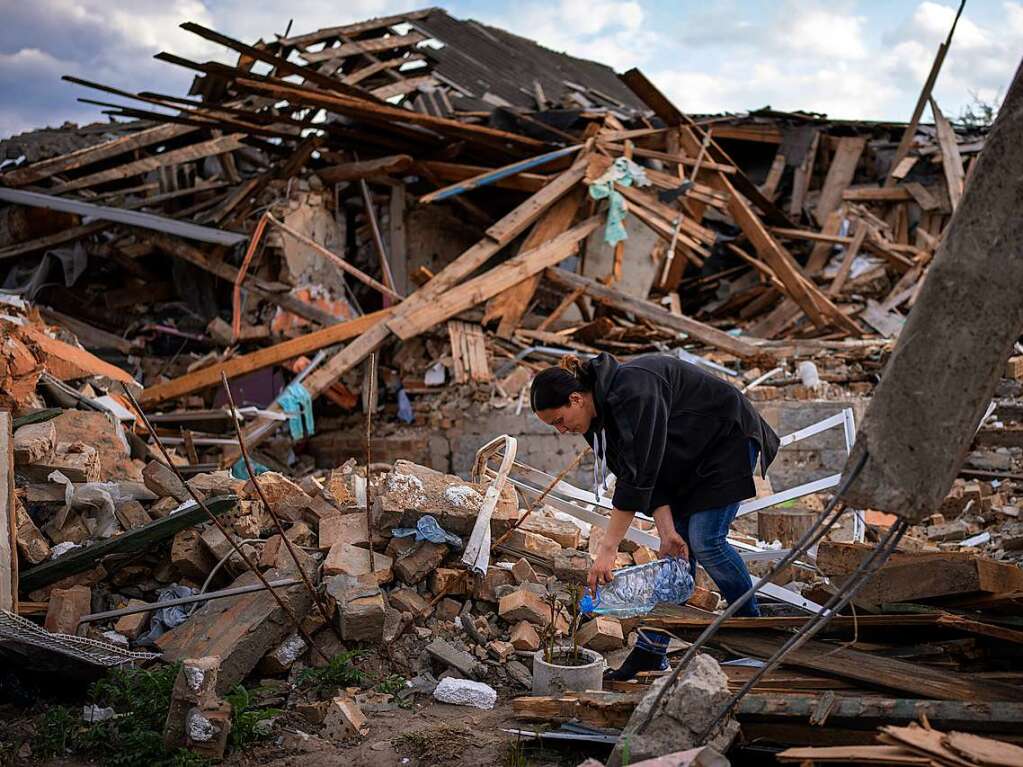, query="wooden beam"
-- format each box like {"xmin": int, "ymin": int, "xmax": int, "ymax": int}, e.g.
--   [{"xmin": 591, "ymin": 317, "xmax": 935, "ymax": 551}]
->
[
  {"xmin": 789, "ymin": 130, "xmax": 819, "ymax": 218},
  {"xmin": 302, "ymin": 32, "xmax": 427, "ymax": 63},
  {"xmin": 545, "ymin": 267, "xmax": 761, "ymax": 358},
  {"xmin": 805, "ymin": 209, "xmax": 846, "ymax": 274},
  {"xmin": 828, "ymin": 224, "xmax": 868, "ymax": 296},
  {"xmin": 713, "ymin": 631, "xmax": 1023, "ymax": 702},
  {"xmin": 280, "ymin": 9, "xmax": 434, "ymax": 47},
  {"xmin": 388, "ymin": 217, "xmax": 600, "ymax": 340},
  {"xmin": 51, "ymin": 134, "xmax": 246, "ymax": 194},
  {"xmin": 416, "ymin": 160, "xmax": 549, "ymax": 193},
  {"xmin": 18, "ymin": 495, "xmax": 238, "ymax": 593},
  {"xmin": 1, "ymin": 124, "xmax": 198, "ymax": 187},
  {"xmin": 370, "ymin": 75, "xmax": 435, "ymax": 100},
  {"xmin": 708, "ymin": 166, "xmax": 860, "ymax": 334},
  {"xmin": 225, "ymin": 160, "xmax": 589, "ymax": 463},
  {"xmin": 141, "ymin": 310, "xmax": 391, "ymax": 405},
  {"xmin": 236, "ymin": 77, "xmax": 546, "ymax": 153},
  {"xmin": 843, "ymin": 186, "xmax": 914, "ymax": 202},
  {"xmin": 317, "ymin": 154, "xmax": 413, "ymax": 184},
  {"xmin": 0, "ymin": 413, "xmax": 14, "ymax": 612},
  {"xmin": 342, "ymin": 54, "xmax": 426, "ymax": 85},
  {"xmin": 483, "ymin": 188, "xmax": 584, "ymax": 337},
  {"xmin": 931, "ymin": 98, "xmax": 966, "ymax": 211},
  {"xmin": 512, "ymin": 692, "xmax": 640, "ymax": 729},
  {"xmin": 816, "ymin": 137, "xmax": 866, "ymax": 223},
  {"xmin": 179, "ymin": 22, "xmax": 377, "ymax": 100}
]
